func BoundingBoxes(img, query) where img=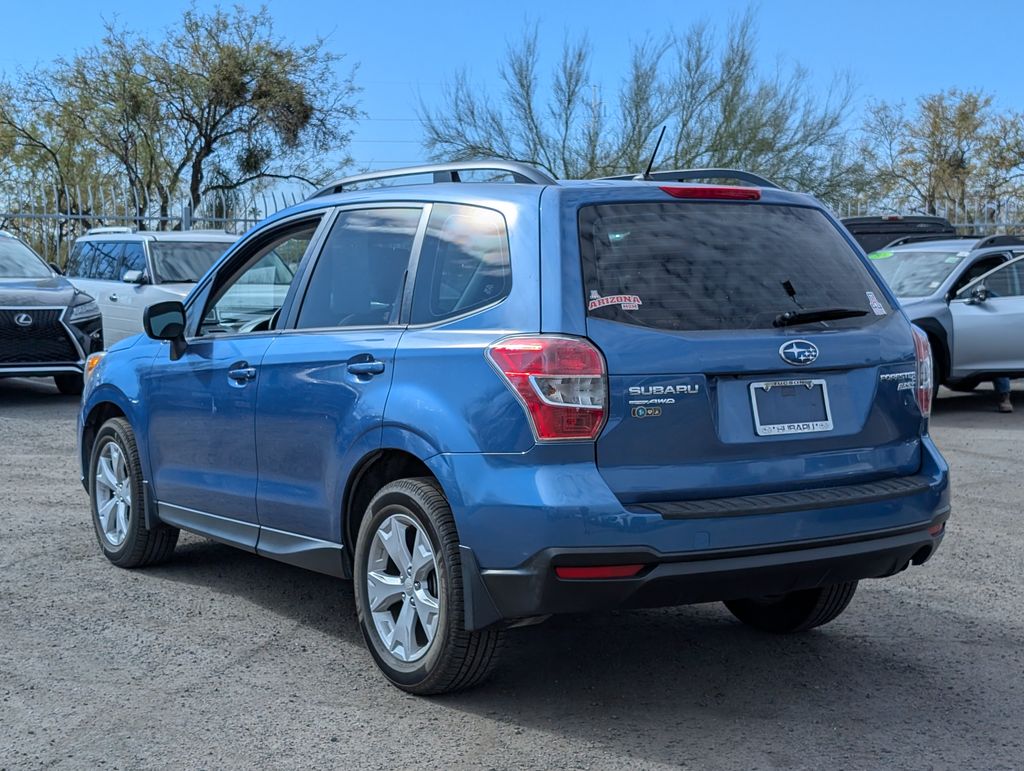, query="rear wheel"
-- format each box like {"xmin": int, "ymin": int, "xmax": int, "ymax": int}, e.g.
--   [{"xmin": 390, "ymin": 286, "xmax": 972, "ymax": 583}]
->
[
  {"xmin": 54, "ymin": 373, "xmax": 84, "ymax": 395},
  {"xmin": 354, "ymin": 478, "xmax": 503, "ymax": 694},
  {"xmin": 724, "ymin": 581, "xmax": 857, "ymax": 633},
  {"xmin": 89, "ymin": 418, "xmax": 178, "ymax": 567}
]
